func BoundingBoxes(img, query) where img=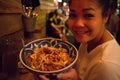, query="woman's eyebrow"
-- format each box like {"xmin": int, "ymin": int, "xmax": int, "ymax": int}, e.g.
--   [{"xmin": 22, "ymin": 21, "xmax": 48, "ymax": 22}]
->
[
  {"xmin": 69, "ymin": 8, "xmax": 96, "ymax": 13},
  {"xmin": 82, "ymin": 8, "xmax": 96, "ymax": 12}
]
